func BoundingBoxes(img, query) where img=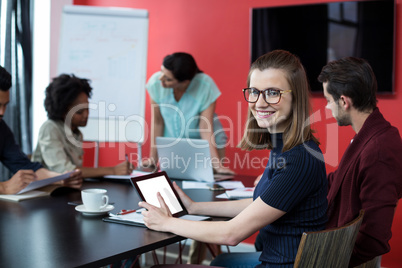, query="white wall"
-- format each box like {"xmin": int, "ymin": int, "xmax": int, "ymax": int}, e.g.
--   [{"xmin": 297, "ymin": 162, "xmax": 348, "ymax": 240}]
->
[{"xmin": 32, "ymin": 0, "xmax": 73, "ymax": 150}]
